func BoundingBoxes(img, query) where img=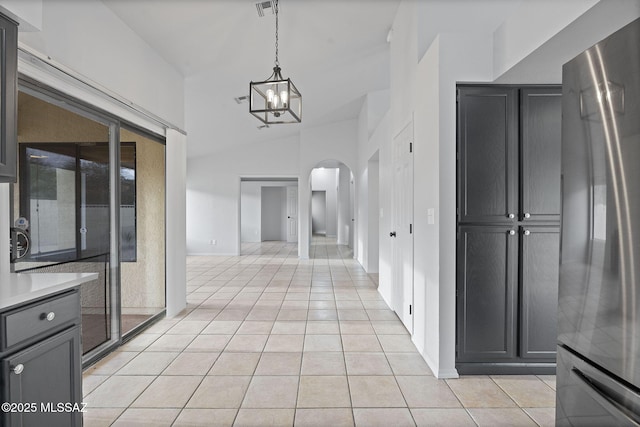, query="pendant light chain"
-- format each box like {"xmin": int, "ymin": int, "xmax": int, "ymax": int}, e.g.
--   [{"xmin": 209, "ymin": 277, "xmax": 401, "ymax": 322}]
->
[
  {"xmin": 274, "ymin": 0, "xmax": 279, "ymax": 67},
  {"xmin": 249, "ymin": 0, "xmax": 301, "ymax": 124}
]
